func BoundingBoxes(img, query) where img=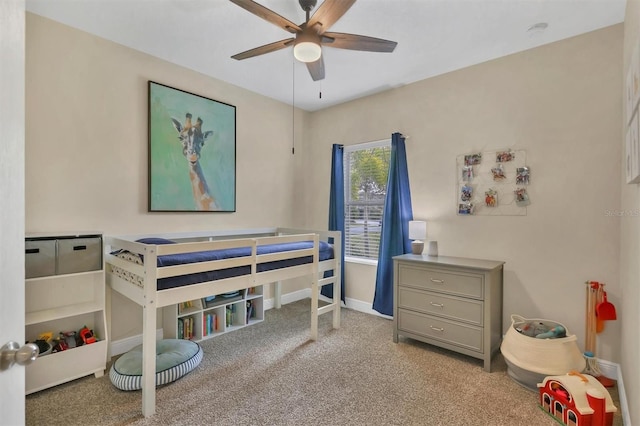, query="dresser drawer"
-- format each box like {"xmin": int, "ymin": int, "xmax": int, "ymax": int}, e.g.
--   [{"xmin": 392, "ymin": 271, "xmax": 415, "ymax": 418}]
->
[
  {"xmin": 397, "ymin": 264, "xmax": 483, "ymax": 299},
  {"xmin": 398, "ymin": 287, "xmax": 483, "ymax": 326},
  {"xmin": 397, "ymin": 309, "xmax": 483, "ymax": 353}
]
